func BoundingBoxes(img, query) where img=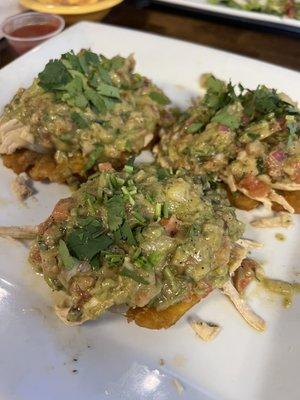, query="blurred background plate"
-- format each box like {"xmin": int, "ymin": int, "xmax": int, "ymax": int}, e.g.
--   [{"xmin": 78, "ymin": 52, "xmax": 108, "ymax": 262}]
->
[
  {"xmin": 153, "ymin": 0, "xmax": 300, "ymax": 34},
  {"xmin": 19, "ymin": 0, "xmax": 124, "ymax": 23}
]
